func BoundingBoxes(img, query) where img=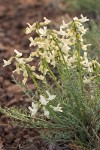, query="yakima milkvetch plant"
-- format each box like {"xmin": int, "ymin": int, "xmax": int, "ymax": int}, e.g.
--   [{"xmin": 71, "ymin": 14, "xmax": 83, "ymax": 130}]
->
[{"xmin": 1, "ymin": 15, "xmax": 100, "ymax": 149}]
